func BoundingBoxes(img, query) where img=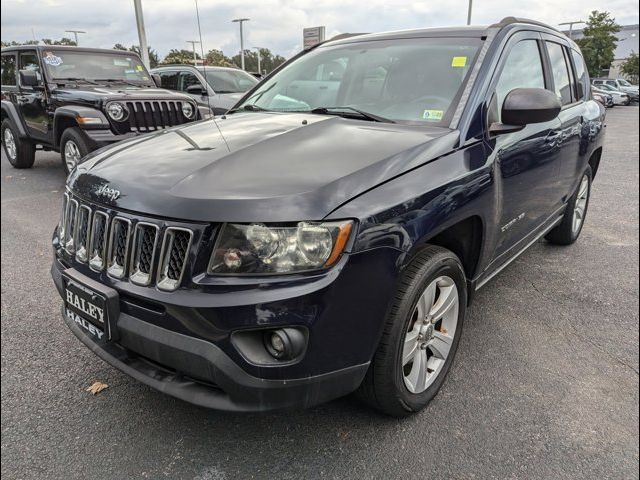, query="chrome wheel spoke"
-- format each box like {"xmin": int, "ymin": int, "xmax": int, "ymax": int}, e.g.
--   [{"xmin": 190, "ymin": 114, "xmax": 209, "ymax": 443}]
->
[
  {"xmin": 405, "ymin": 349, "xmax": 428, "ymax": 393},
  {"xmin": 429, "ymin": 284, "xmax": 457, "ymax": 323},
  {"xmin": 416, "ymin": 282, "xmax": 436, "ymax": 321},
  {"xmin": 428, "ymin": 331, "xmax": 453, "ymax": 360},
  {"xmin": 572, "ymin": 175, "xmax": 589, "ymax": 234},
  {"xmin": 402, "ymin": 329, "xmax": 419, "ymax": 365}
]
